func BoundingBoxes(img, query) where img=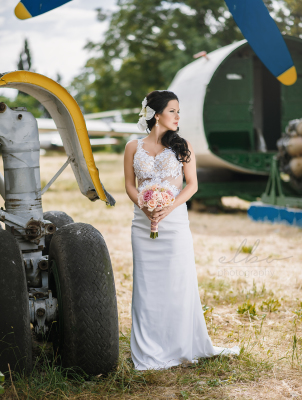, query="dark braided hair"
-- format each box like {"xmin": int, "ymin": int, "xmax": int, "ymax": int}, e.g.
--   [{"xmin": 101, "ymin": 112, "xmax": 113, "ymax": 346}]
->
[{"xmin": 145, "ymin": 90, "xmax": 191, "ymax": 163}]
